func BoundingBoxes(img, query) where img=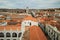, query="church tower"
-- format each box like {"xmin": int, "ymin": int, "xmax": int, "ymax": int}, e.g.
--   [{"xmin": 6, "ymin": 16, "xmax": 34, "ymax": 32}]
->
[{"xmin": 26, "ymin": 7, "xmax": 29, "ymax": 14}]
